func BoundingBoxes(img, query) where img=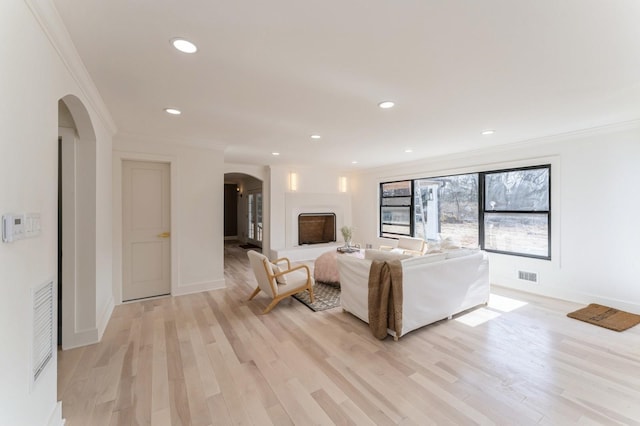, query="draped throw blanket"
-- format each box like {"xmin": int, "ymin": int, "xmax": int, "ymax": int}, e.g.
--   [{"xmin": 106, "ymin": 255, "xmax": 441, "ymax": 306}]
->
[{"xmin": 368, "ymin": 259, "xmax": 403, "ymax": 340}]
